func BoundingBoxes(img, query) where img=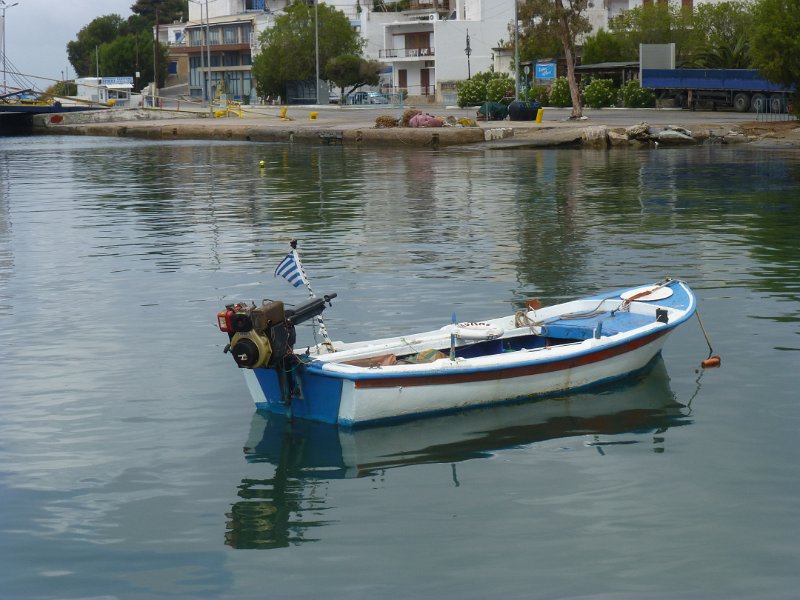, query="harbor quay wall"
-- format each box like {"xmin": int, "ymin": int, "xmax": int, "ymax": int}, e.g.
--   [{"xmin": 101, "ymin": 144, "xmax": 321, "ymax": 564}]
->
[{"xmin": 30, "ymin": 107, "xmax": 800, "ymax": 149}]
